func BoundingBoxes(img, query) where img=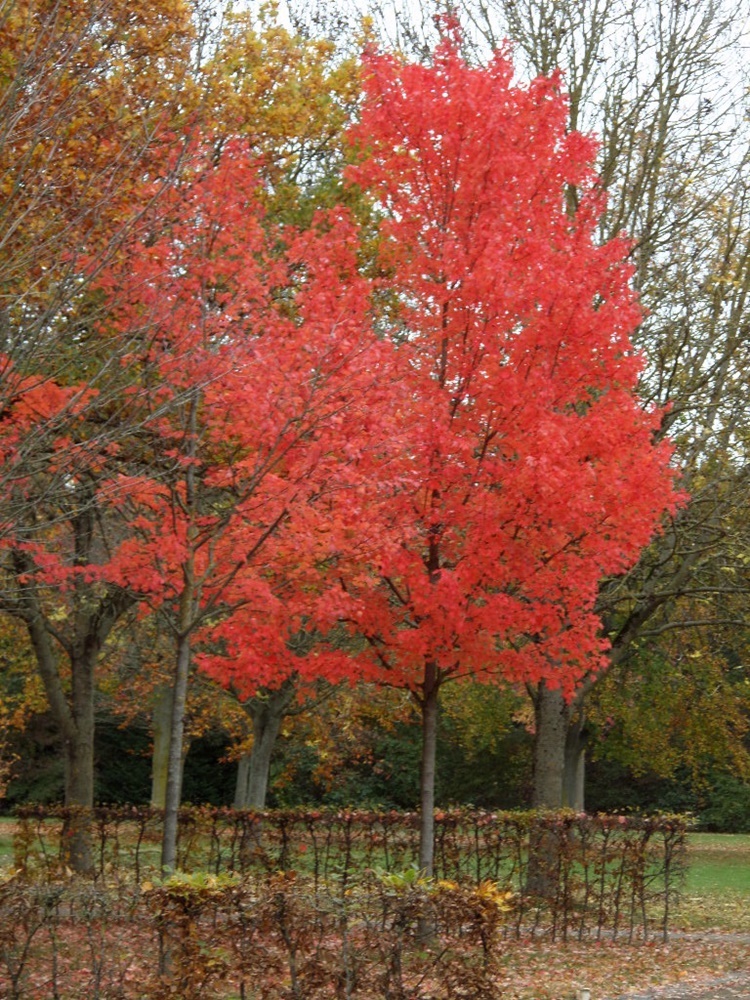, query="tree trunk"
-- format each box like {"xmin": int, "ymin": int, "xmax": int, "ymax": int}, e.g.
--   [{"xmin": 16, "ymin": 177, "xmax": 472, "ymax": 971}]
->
[
  {"xmin": 12, "ymin": 546, "xmax": 132, "ymax": 873},
  {"xmin": 563, "ymin": 714, "xmax": 586, "ymax": 812},
  {"xmin": 234, "ymin": 755, "xmax": 251, "ymax": 811},
  {"xmin": 62, "ymin": 651, "xmax": 96, "ymax": 873},
  {"xmin": 151, "ymin": 684, "xmax": 175, "ymax": 809},
  {"xmin": 527, "ymin": 683, "xmax": 569, "ymax": 897},
  {"xmin": 531, "ymin": 683, "xmax": 588, "ymax": 810},
  {"xmin": 161, "ymin": 390, "xmax": 199, "ymax": 875},
  {"xmin": 527, "ymin": 684, "xmax": 588, "ymax": 894},
  {"xmin": 418, "ymin": 661, "xmax": 439, "ymax": 877},
  {"xmin": 532, "ymin": 683, "xmax": 568, "ymax": 809},
  {"xmin": 24, "ymin": 602, "xmax": 96, "ymax": 873},
  {"xmin": 245, "ymin": 714, "xmax": 280, "ymax": 809},
  {"xmin": 233, "ymin": 683, "xmax": 295, "ymax": 810},
  {"xmin": 161, "ymin": 631, "xmax": 192, "ymax": 875}
]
